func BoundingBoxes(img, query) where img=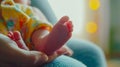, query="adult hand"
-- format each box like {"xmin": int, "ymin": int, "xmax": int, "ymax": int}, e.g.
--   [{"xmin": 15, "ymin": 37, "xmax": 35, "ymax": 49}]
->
[
  {"xmin": 0, "ymin": 32, "xmax": 73, "ymax": 67},
  {"xmin": 0, "ymin": 33, "xmax": 48, "ymax": 67}
]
